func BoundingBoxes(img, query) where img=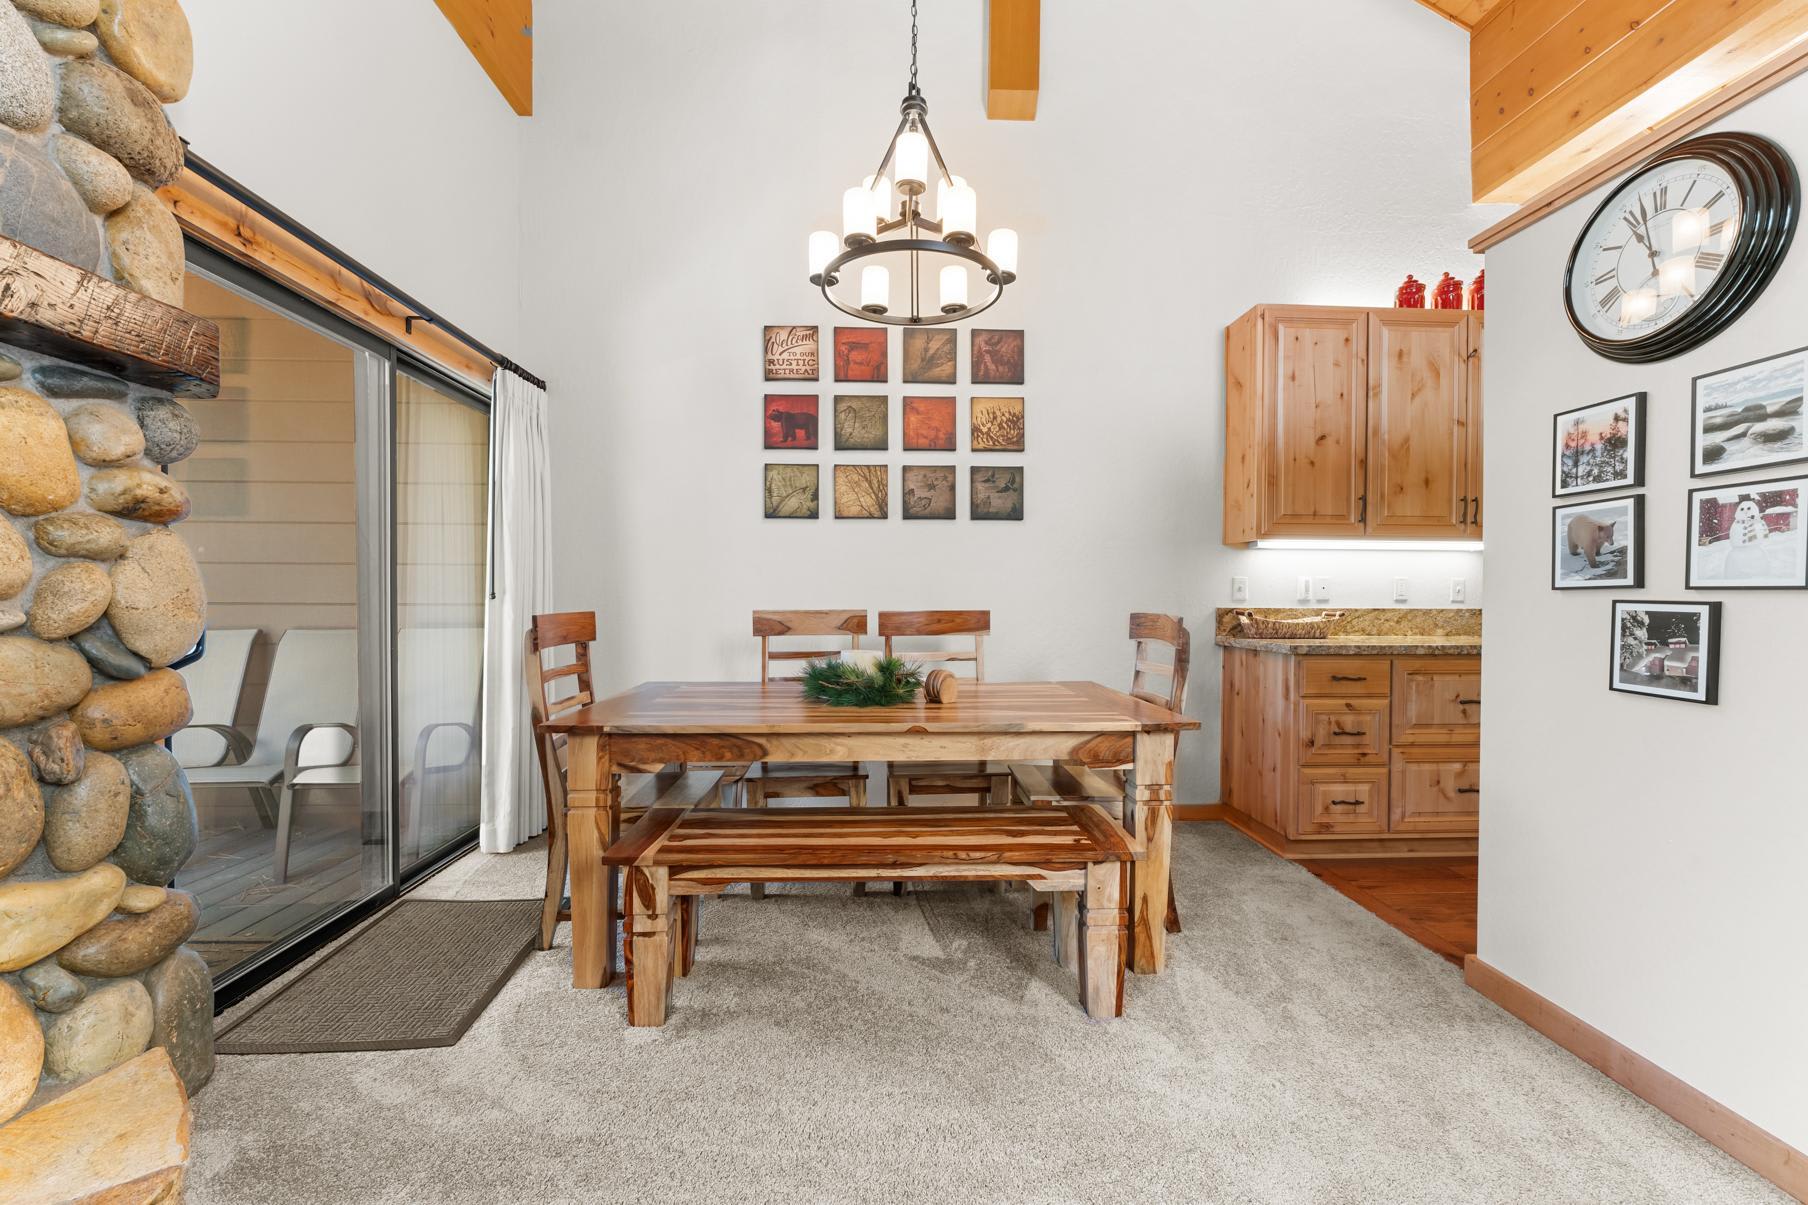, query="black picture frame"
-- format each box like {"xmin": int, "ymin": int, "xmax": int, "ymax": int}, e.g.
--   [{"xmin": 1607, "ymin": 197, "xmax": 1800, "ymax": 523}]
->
[
  {"xmin": 1552, "ymin": 393, "xmax": 1646, "ymax": 497},
  {"xmin": 1552, "ymin": 494, "xmax": 1644, "ymax": 590},
  {"xmin": 1688, "ymin": 345, "xmax": 1808, "ymax": 478},
  {"xmin": 1683, "ymin": 473, "xmax": 1808, "ymax": 589},
  {"xmin": 1608, "ymin": 600, "xmax": 1721, "ymax": 705}
]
